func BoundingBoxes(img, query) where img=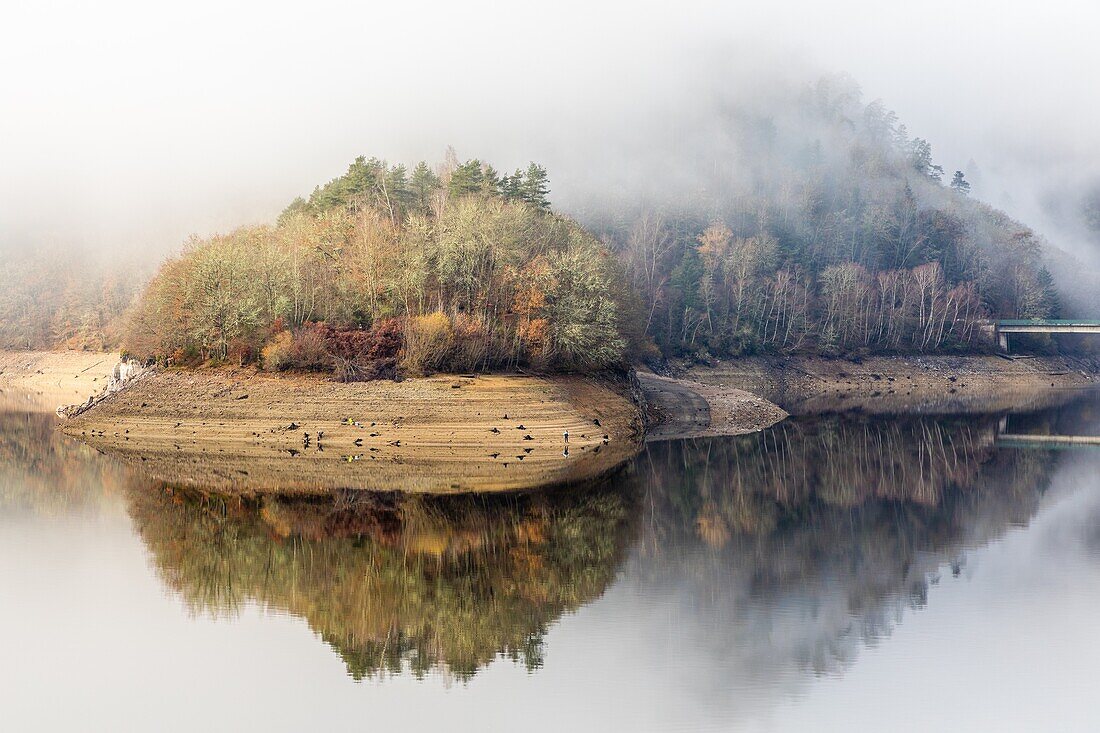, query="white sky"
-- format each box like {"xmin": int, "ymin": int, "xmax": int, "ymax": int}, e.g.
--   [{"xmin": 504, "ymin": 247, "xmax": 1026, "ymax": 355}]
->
[{"xmin": 2, "ymin": 0, "xmax": 1098, "ymax": 259}]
